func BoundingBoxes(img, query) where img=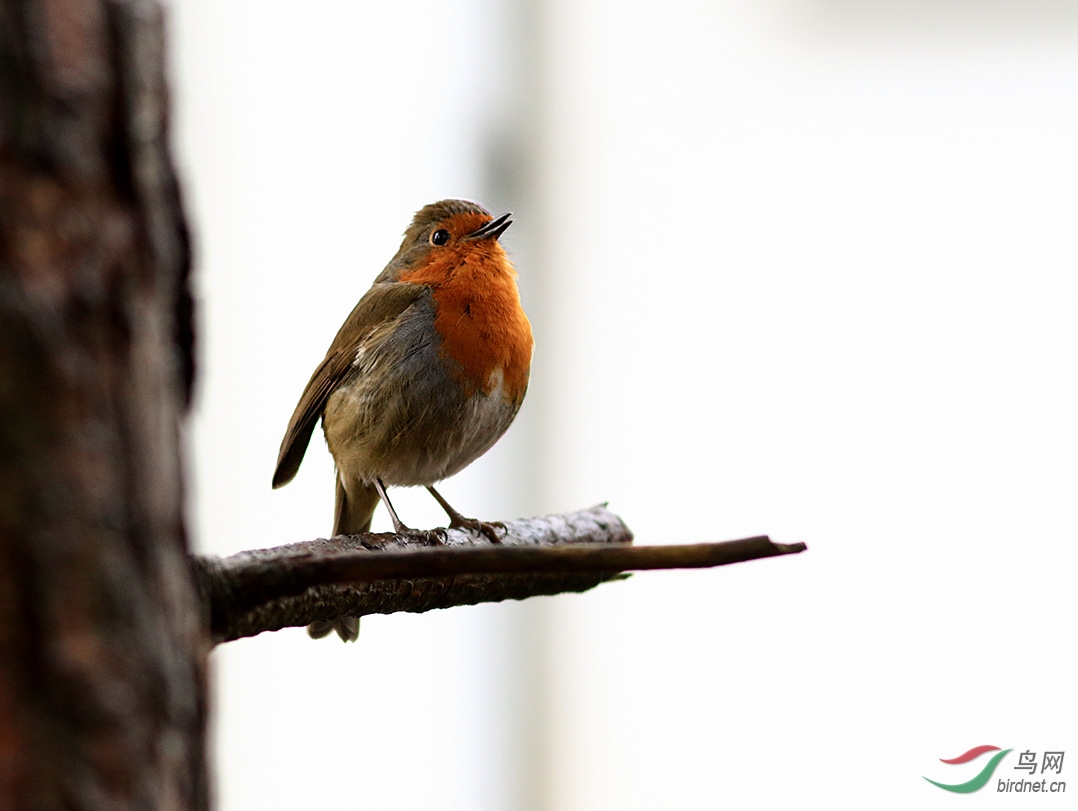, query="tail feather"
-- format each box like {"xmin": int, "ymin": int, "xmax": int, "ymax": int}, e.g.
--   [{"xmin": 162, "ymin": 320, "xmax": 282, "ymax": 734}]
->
[
  {"xmin": 307, "ymin": 475, "xmax": 381, "ymax": 642},
  {"xmin": 333, "ymin": 476, "xmax": 380, "ymax": 536}
]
